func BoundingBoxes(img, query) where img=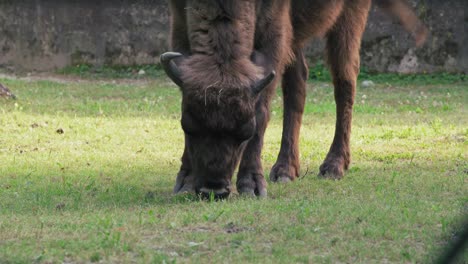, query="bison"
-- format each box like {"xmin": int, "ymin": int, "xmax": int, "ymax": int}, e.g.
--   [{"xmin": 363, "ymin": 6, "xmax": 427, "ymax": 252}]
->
[{"xmin": 161, "ymin": 0, "xmax": 427, "ymax": 198}]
